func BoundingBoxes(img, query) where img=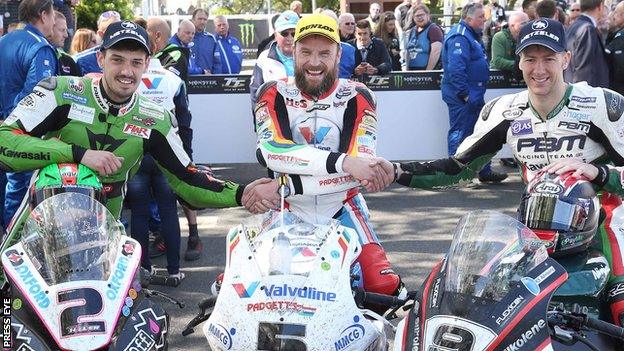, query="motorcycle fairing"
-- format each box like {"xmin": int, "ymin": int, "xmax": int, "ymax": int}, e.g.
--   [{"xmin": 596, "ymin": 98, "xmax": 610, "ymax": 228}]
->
[
  {"xmin": 108, "ymin": 297, "xmax": 169, "ymax": 351},
  {"xmin": 206, "ymin": 217, "xmax": 384, "ymax": 351},
  {"xmin": 10, "ymin": 314, "xmax": 54, "ymax": 351},
  {"xmin": 1, "ymin": 237, "xmax": 141, "ymax": 351}
]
